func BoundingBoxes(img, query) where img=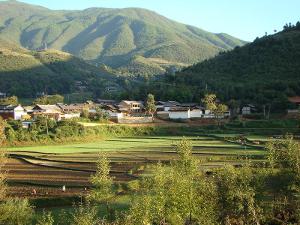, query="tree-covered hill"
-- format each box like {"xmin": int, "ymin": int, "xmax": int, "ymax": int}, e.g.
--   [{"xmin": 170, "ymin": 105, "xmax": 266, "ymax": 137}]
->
[
  {"xmin": 0, "ymin": 0, "xmax": 246, "ymax": 76},
  {"xmin": 137, "ymin": 24, "xmax": 300, "ymax": 111},
  {"xmin": 0, "ymin": 39, "xmax": 121, "ymax": 98}
]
